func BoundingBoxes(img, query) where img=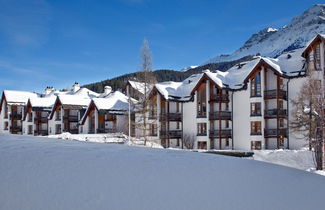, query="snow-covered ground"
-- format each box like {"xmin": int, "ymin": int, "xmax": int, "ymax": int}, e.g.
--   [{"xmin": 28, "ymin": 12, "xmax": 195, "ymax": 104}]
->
[
  {"xmin": 1, "ymin": 134, "xmax": 325, "ymax": 210},
  {"xmin": 48, "ymin": 132, "xmax": 163, "ymax": 148}
]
